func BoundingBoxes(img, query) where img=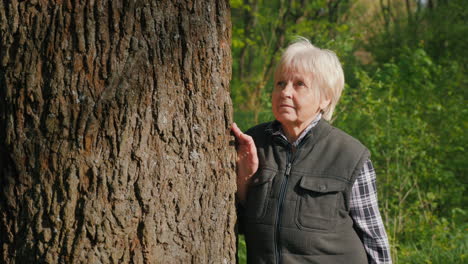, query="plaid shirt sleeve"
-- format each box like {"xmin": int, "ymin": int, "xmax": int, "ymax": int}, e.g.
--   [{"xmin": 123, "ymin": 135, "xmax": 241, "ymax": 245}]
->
[{"xmin": 350, "ymin": 159, "xmax": 392, "ymax": 264}]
